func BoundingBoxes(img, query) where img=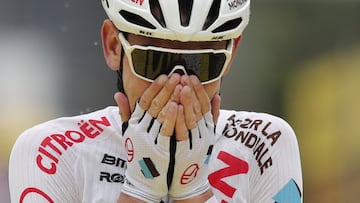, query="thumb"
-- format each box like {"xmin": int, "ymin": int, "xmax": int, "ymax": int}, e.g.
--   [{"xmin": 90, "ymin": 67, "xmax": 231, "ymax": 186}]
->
[
  {"xmin": 114, "ymin": 92, "xmax": 131, "ymax": 122},
  {"xmin": 211, "ymin": 94, "xmax": 221, "ymax": 124}
]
